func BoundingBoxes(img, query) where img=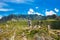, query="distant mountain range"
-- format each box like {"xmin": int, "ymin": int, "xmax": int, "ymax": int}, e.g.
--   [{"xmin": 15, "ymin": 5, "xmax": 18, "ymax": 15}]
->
[{"xmin": 0, "ymin": 14, "xmax": 60, "ymax": 23}]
